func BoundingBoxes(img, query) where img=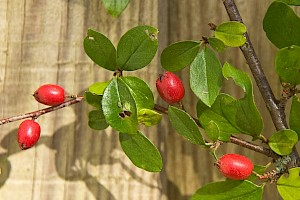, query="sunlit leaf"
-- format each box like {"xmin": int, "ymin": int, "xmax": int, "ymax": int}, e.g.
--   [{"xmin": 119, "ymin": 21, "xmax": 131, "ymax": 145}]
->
[
  {"xmin": 121, "ymin": 76, "xmax": 154, "ymax": 110},
  {"xmin": 197, "ymin": 94, "xmax": 239, "ymax": 142},
  {"xmin": 161, "ymin": 41, "xmax": 200, "ymax": 71},
  {"xmin": 117, "ymin": 26, "xmax": 158, "ymax": 71},
  {"xmin": 277, "ymin": 167, "xmax": 300, "ymax": 200},
  {"xmin": 84, "ymin": 29, "xmax": 116, "ymax": 71},
  {"xmin": 102, "ymin": 77, "xmax": 138, "ymax": 133},
  {"xmin": 214, "ymin": 21, "xmax": 247, "ymax": 47},
  {"xmin": 221, "ymin": 63, "xmax": 263, "ymax": 137},
  {"xmin": 268, "ymin": 129, "xmax": 298, "ymax": 155},
  {"xmin": 89, "ymin": 81, "xmax": 111, "ymax": 95},
  {"xmin": 138, "ymin": 109, "xmax": 162, "ymax": 126},
  {"xmin": 190, "ymin": 47, "xmax": 223, "ymax": 107}
]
